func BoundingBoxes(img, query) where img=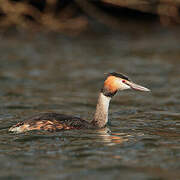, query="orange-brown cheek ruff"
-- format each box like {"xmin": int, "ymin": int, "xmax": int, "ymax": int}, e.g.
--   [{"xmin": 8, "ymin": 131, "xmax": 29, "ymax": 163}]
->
[{"xmin": 104, "ymin": 76, "xmax": 119, "ymax": 93}]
